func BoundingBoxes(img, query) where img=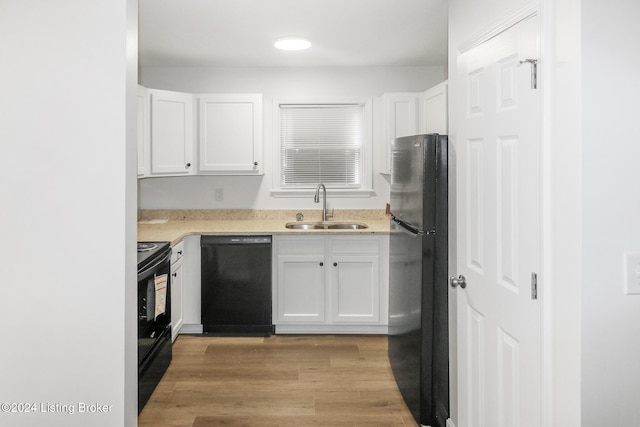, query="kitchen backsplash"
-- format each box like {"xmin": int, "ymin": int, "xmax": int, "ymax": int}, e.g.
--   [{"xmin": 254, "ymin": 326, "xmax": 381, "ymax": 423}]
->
[{"xmin": 138, "ymin": 209, "xmax": 388, "ymax": 222}]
